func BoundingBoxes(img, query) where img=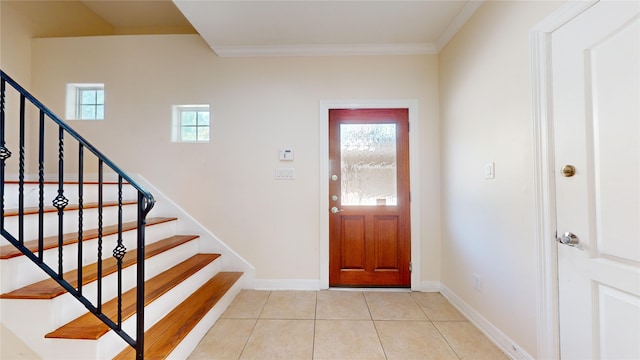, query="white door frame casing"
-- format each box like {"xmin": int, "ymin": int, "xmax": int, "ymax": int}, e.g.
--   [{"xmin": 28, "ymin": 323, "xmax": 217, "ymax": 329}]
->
[
  {"xmin": 319, "ymin": 99, "xmax": 421, "ymax": 290},
  {"xmin": 530, "ymin": 1, "xmax": 598, "ymax": 359}
]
